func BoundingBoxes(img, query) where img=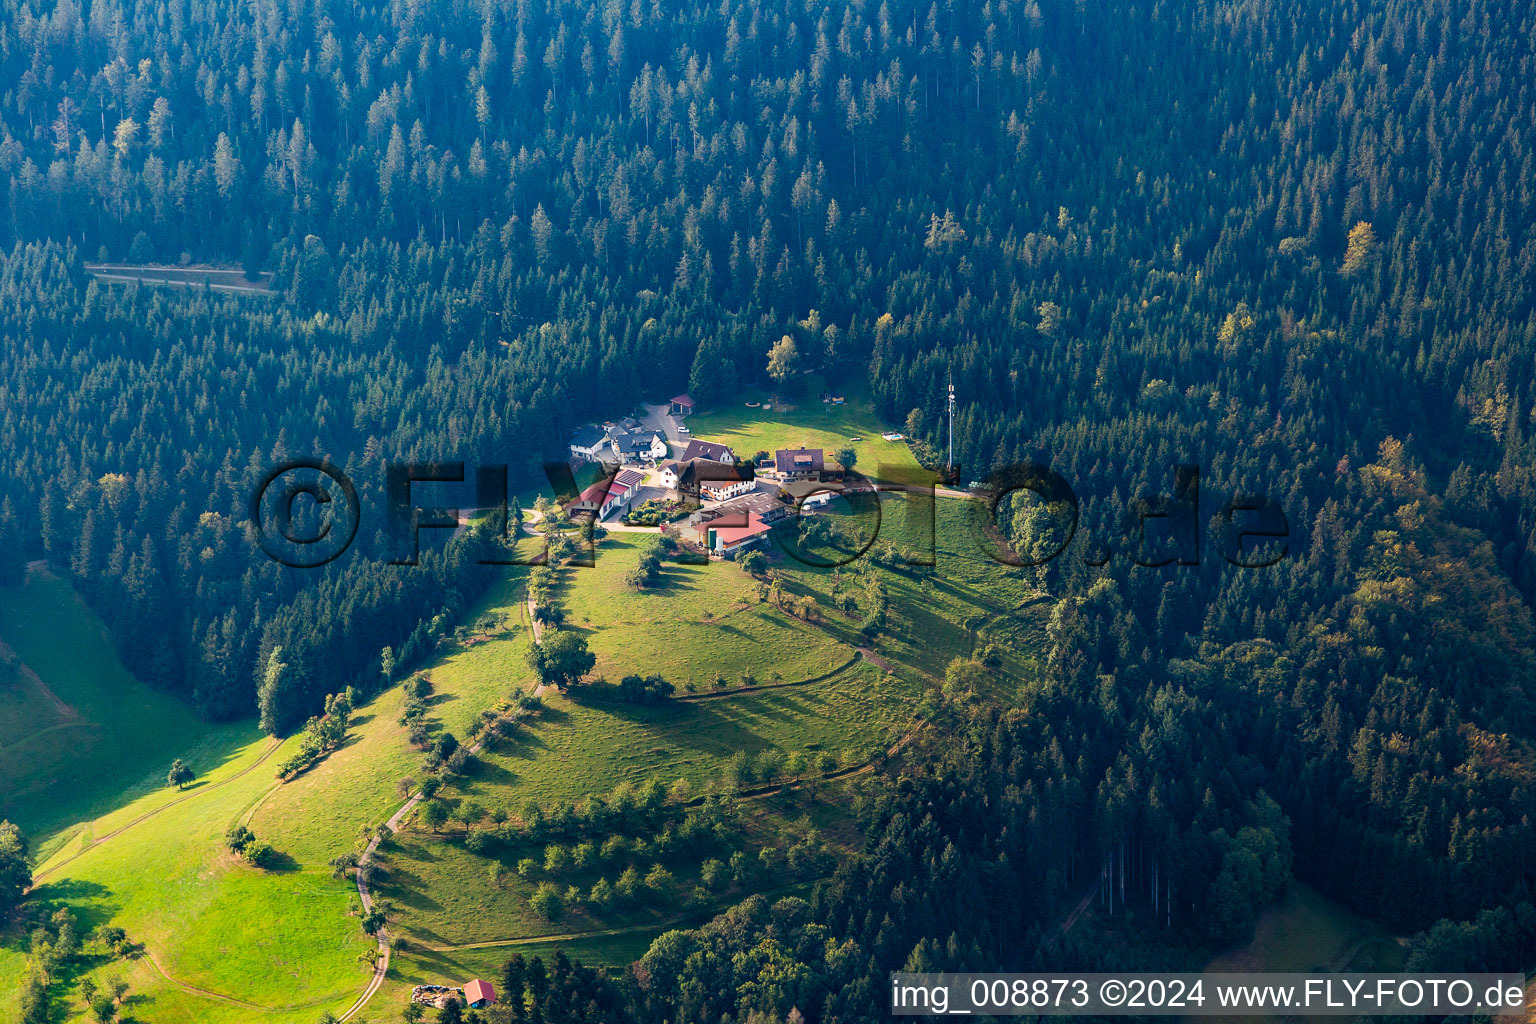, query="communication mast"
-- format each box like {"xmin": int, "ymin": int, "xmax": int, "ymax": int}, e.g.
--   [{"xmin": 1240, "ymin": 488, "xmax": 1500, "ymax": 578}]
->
[{"xmin": 947, "ymin": 377, "xmax": 956, "ymax": 473}]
